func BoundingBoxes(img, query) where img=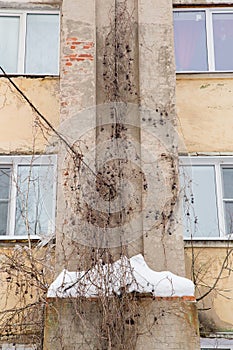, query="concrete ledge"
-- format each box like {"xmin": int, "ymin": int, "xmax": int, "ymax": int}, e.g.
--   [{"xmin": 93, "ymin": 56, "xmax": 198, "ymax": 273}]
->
[{"xmin": 44, "ymin": 296, "xmax": 199, "ymax": 350}]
